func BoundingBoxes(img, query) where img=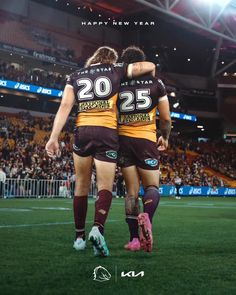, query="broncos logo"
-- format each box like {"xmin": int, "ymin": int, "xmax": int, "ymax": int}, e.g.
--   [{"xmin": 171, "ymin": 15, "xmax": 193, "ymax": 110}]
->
[{"xmin": 93, "ymin": 266, "xmax": 111, "ymax": 282}]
